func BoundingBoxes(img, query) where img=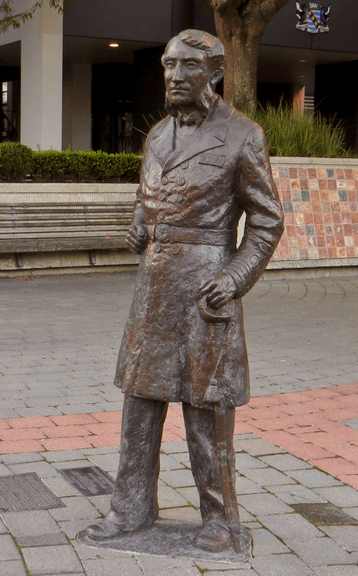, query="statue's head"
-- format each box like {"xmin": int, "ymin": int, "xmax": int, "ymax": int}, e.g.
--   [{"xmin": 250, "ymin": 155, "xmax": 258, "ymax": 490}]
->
[{"xmin": 161, "ymin": 30, "xmax": 226, "ymax": 115}]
